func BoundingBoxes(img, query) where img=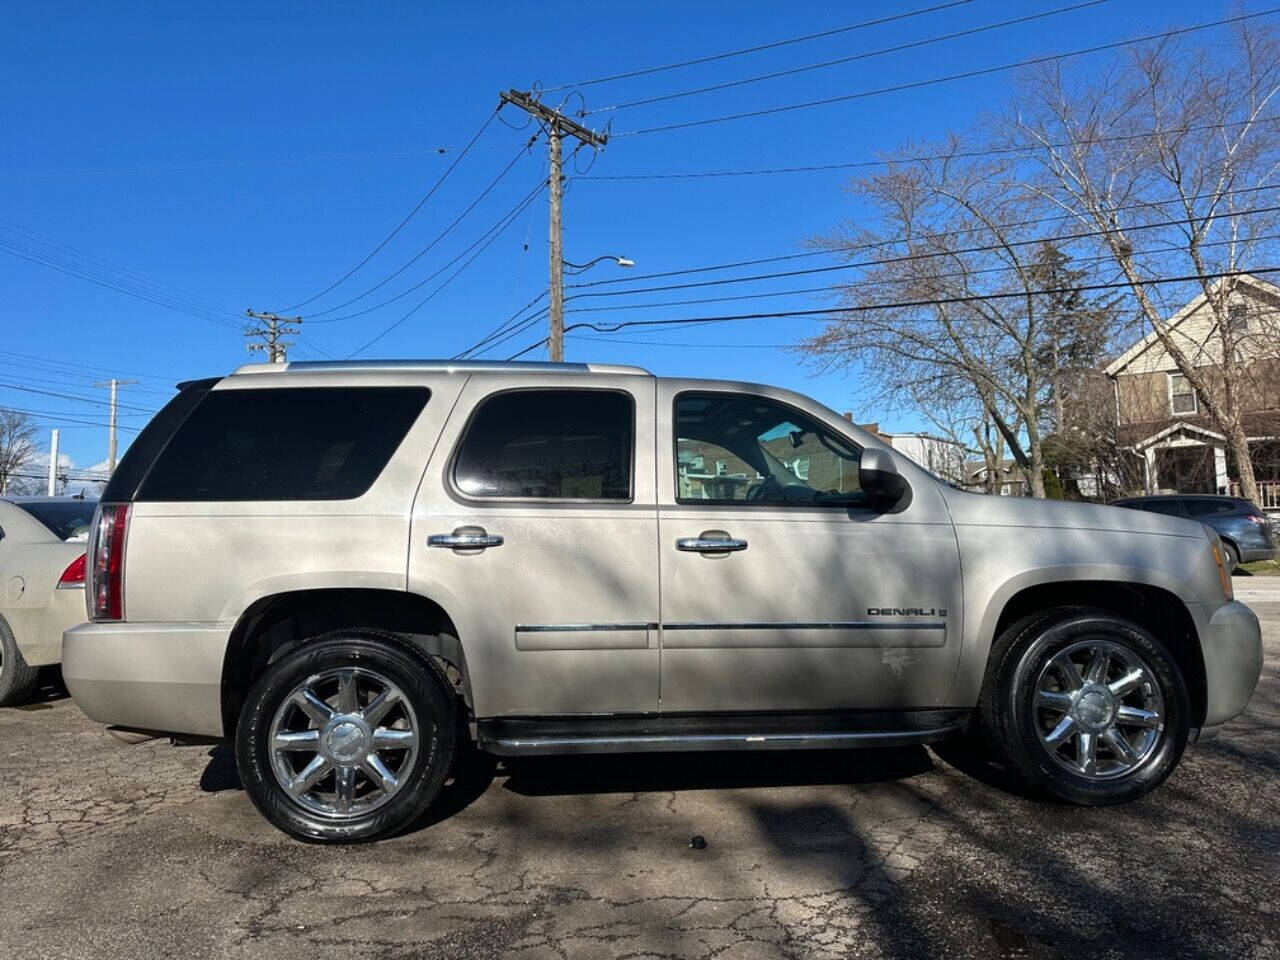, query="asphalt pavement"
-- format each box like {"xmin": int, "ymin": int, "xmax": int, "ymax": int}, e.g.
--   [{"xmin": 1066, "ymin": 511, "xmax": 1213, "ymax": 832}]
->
[{"xmin": 1, "ymin": 582, "xmax": 1277, "ymax": 959}]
